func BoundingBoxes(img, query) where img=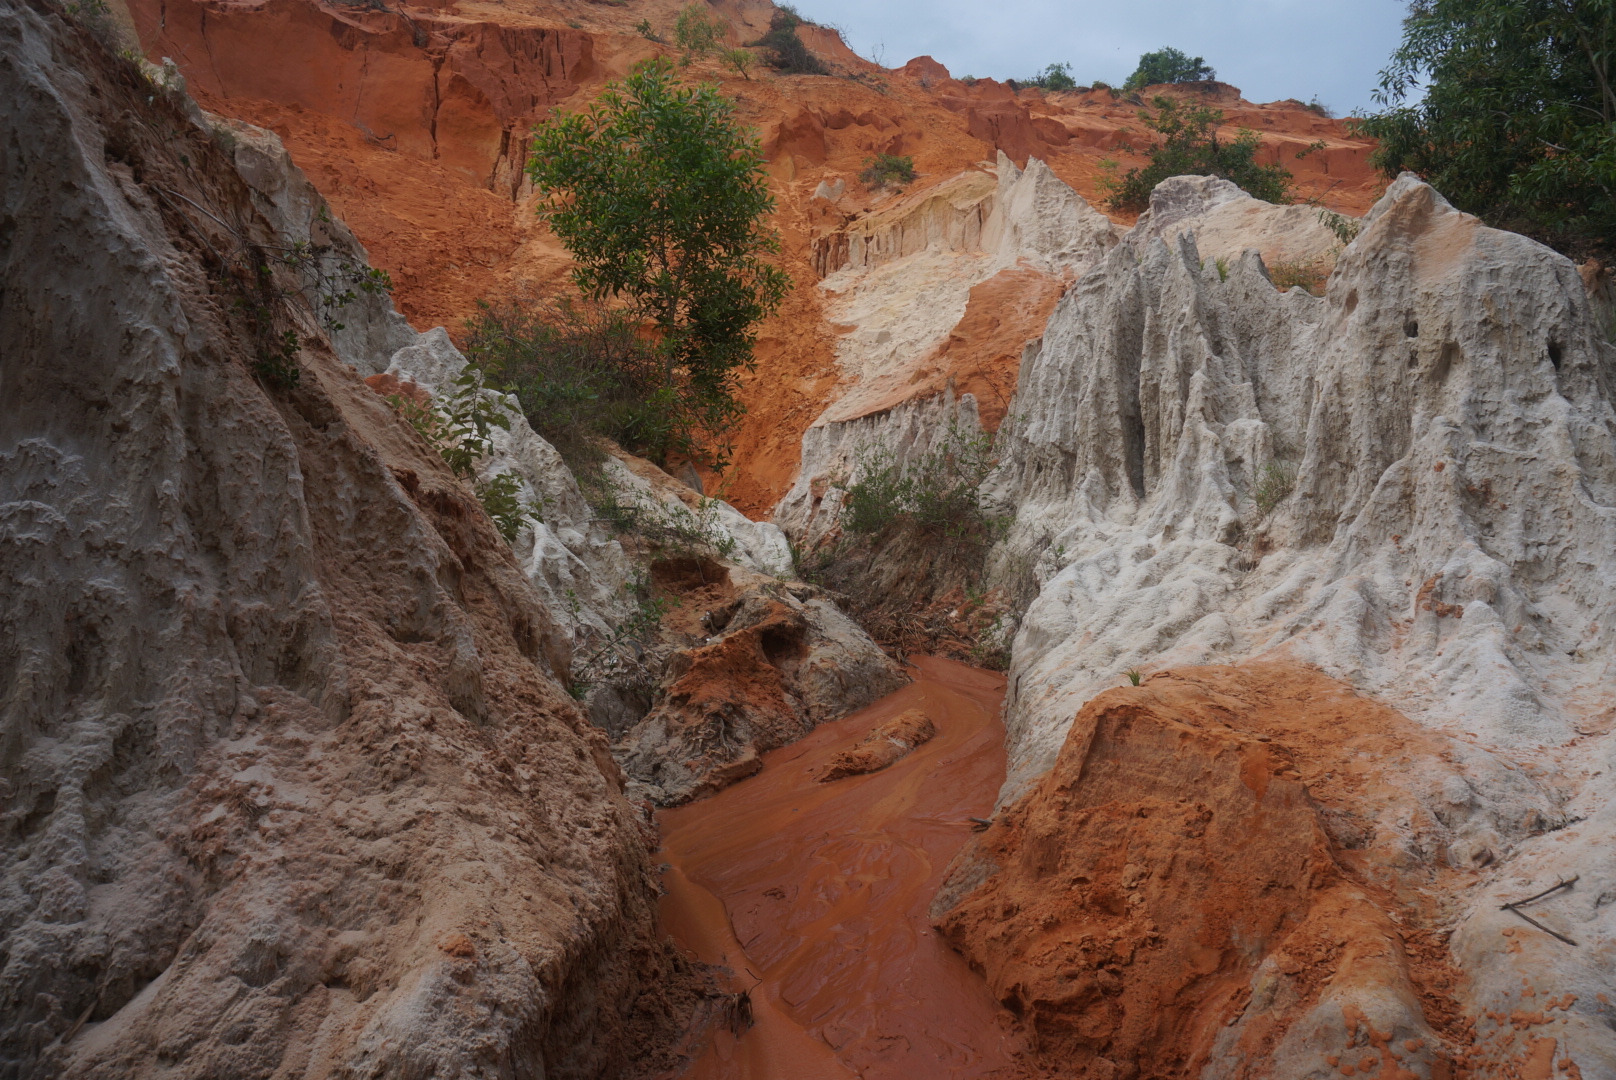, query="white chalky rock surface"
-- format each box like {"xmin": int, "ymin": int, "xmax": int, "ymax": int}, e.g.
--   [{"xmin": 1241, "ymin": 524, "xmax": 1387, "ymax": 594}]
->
[
  {"xmin": 774, "ymin": 154, "xmax": 1118, "ymax": 542},
  {"xmin": 986, "ymin": 173, "xmax": 1616, "ymax": 1066}
]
